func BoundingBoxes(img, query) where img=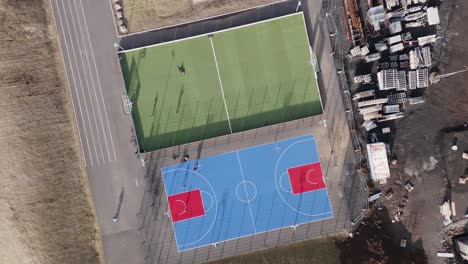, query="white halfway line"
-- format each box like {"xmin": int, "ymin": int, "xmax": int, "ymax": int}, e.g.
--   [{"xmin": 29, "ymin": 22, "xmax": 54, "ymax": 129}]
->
[{"xmin": 209, "ymin": 36, "xmax": 233, "ymax": 134}]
